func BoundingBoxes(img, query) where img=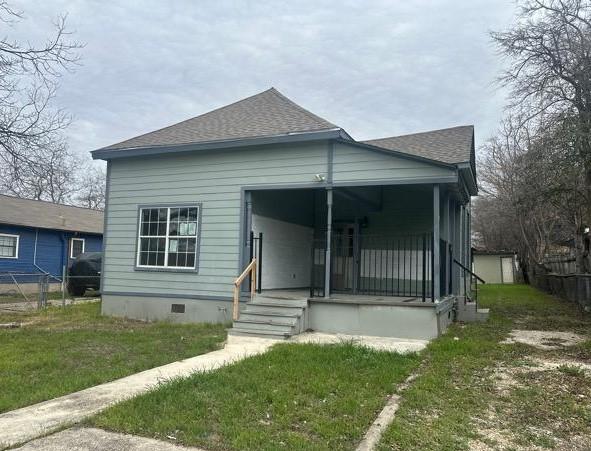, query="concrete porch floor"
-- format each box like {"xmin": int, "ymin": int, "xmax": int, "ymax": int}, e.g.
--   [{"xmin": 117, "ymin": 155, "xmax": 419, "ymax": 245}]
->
[{"xmin": 261, "ymin": 289, "xmax": 433, "ymax": 307}]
